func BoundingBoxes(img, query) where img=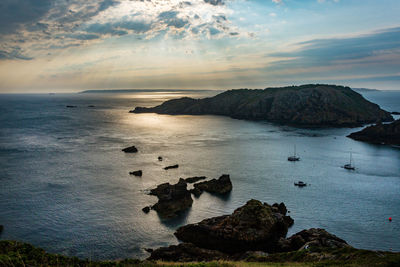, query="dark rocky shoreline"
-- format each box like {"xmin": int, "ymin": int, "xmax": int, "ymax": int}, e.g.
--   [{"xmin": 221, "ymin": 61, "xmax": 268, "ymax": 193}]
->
[
  {"xmin": 348, "ymin": 119, "xmax": 400, "ymax": 146},
  {"xmin": 148, "ymin": 199, "xmax": 350, "ymax": 262}
]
